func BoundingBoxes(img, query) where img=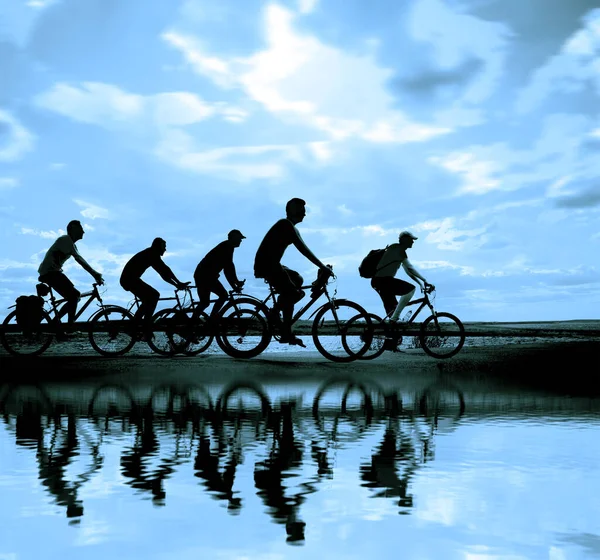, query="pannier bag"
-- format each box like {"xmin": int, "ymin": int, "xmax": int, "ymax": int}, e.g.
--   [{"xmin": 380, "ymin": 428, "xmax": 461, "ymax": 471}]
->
[
  {"xmin": 358, "ymin": 247, "xmax": 388, "ymax": 278},
  {"xmin": 15, "ymin": 295, "xmax": 45, "ymax": 333}
]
